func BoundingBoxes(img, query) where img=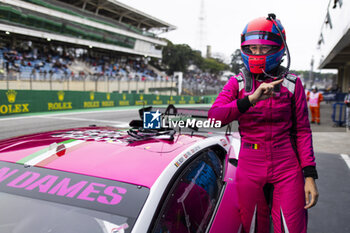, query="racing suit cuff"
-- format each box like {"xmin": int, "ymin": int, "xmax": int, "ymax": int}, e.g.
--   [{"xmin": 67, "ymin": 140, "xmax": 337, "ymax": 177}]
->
[
  {"xmin": 303, "ymin": 166, "xmax": 318, "ymax": 179},
  {"xmin": 237, "ymin": 96, "xmax": 252, "ymax": 113}
]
